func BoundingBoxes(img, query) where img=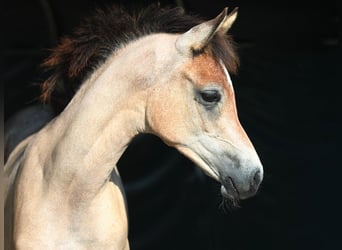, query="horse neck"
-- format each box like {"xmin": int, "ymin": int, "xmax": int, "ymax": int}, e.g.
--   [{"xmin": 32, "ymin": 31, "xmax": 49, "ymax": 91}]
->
[{"xmin": 42, "ymin": 40, "xmax": 158, "ymax": 199}]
